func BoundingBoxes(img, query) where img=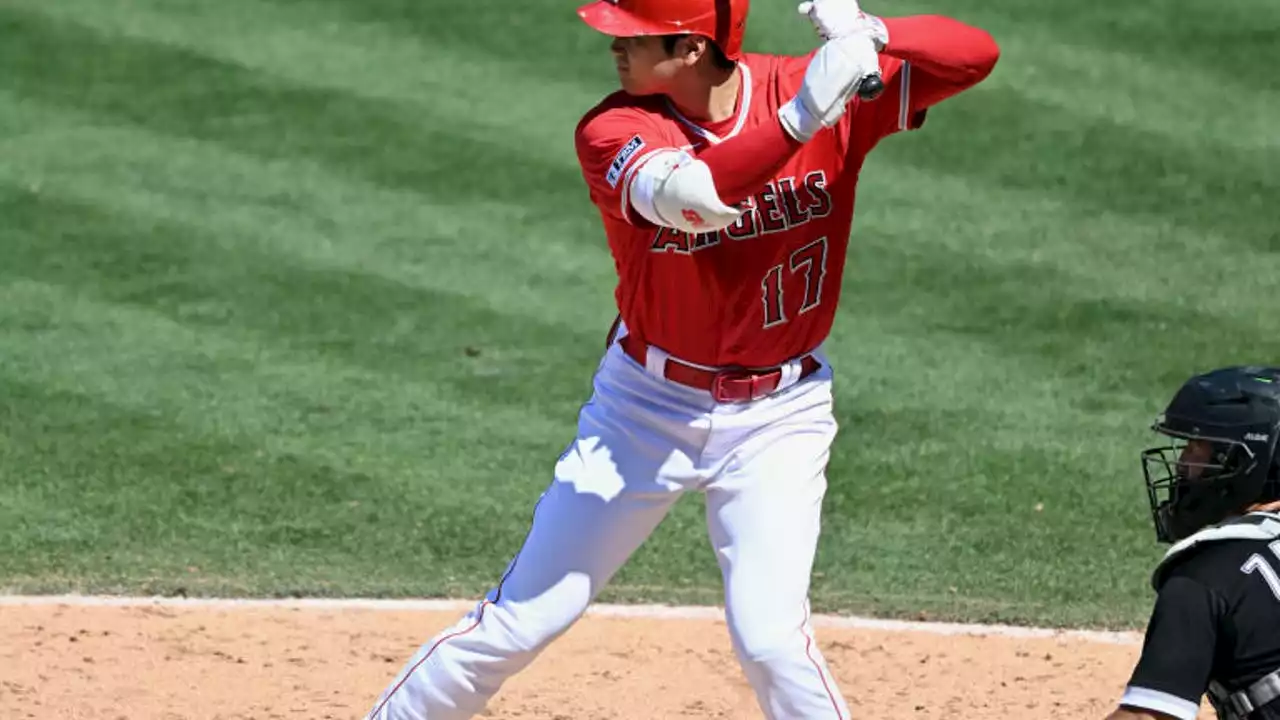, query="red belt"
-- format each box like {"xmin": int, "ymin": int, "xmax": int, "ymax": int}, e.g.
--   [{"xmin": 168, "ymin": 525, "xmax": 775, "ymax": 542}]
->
[{"xmin": 619, "ymin": 333, "xmax": 821, "ymax": 403}]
